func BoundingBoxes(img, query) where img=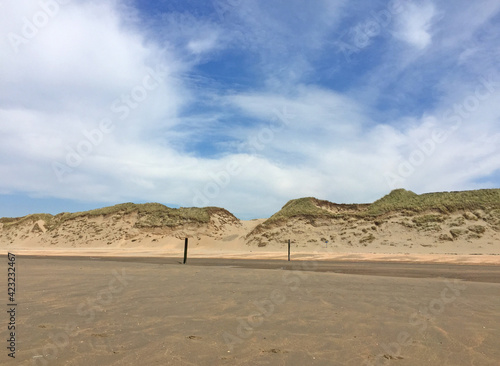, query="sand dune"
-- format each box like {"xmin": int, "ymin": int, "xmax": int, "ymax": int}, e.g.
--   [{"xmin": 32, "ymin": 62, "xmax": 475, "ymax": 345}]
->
[{"xmin": 1, "ymin": 189, "xmax": 499, "ymax": 263}]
